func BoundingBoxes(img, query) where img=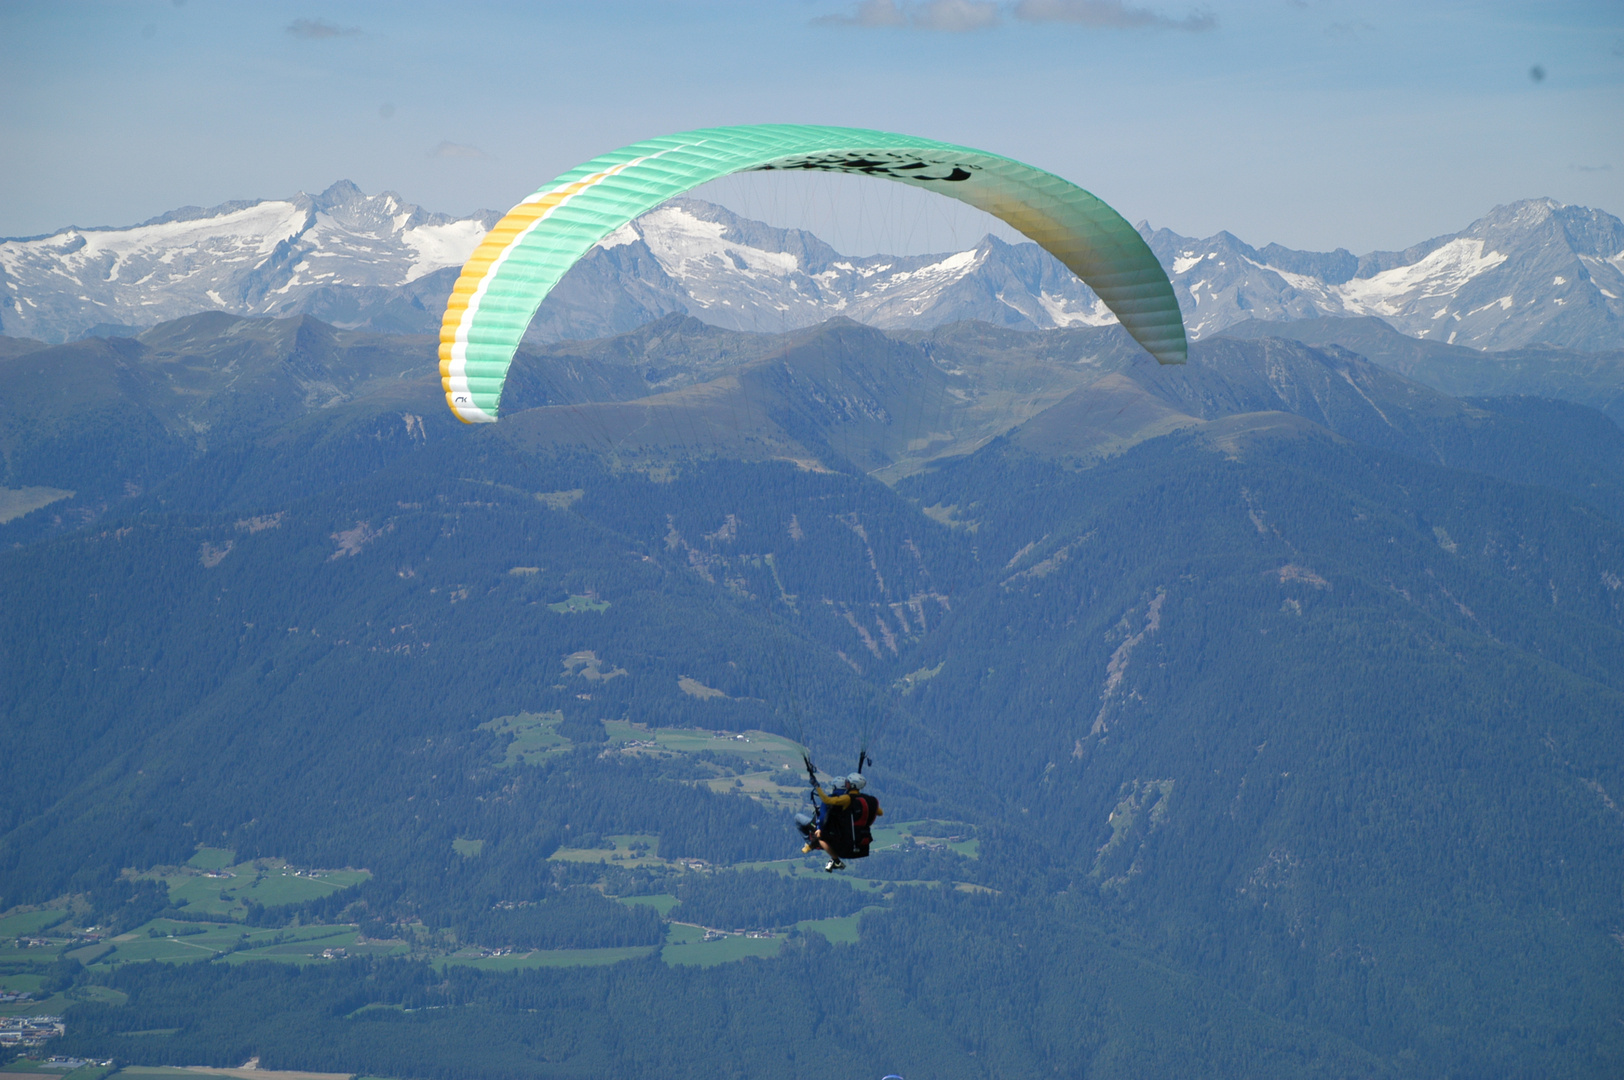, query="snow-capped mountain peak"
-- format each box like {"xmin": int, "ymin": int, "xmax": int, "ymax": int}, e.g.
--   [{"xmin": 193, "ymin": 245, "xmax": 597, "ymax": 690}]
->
[
  {"xmin": 3, "ymin": 186, "xmax": 1620, "ymax": 352},
  {"xmin": 0, "ymin": 182, "xmax": 498, "ymax": 340},
  {"xmin": 1146, "ymin": 198, "xmax": 1624, "ymax": 350}
]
